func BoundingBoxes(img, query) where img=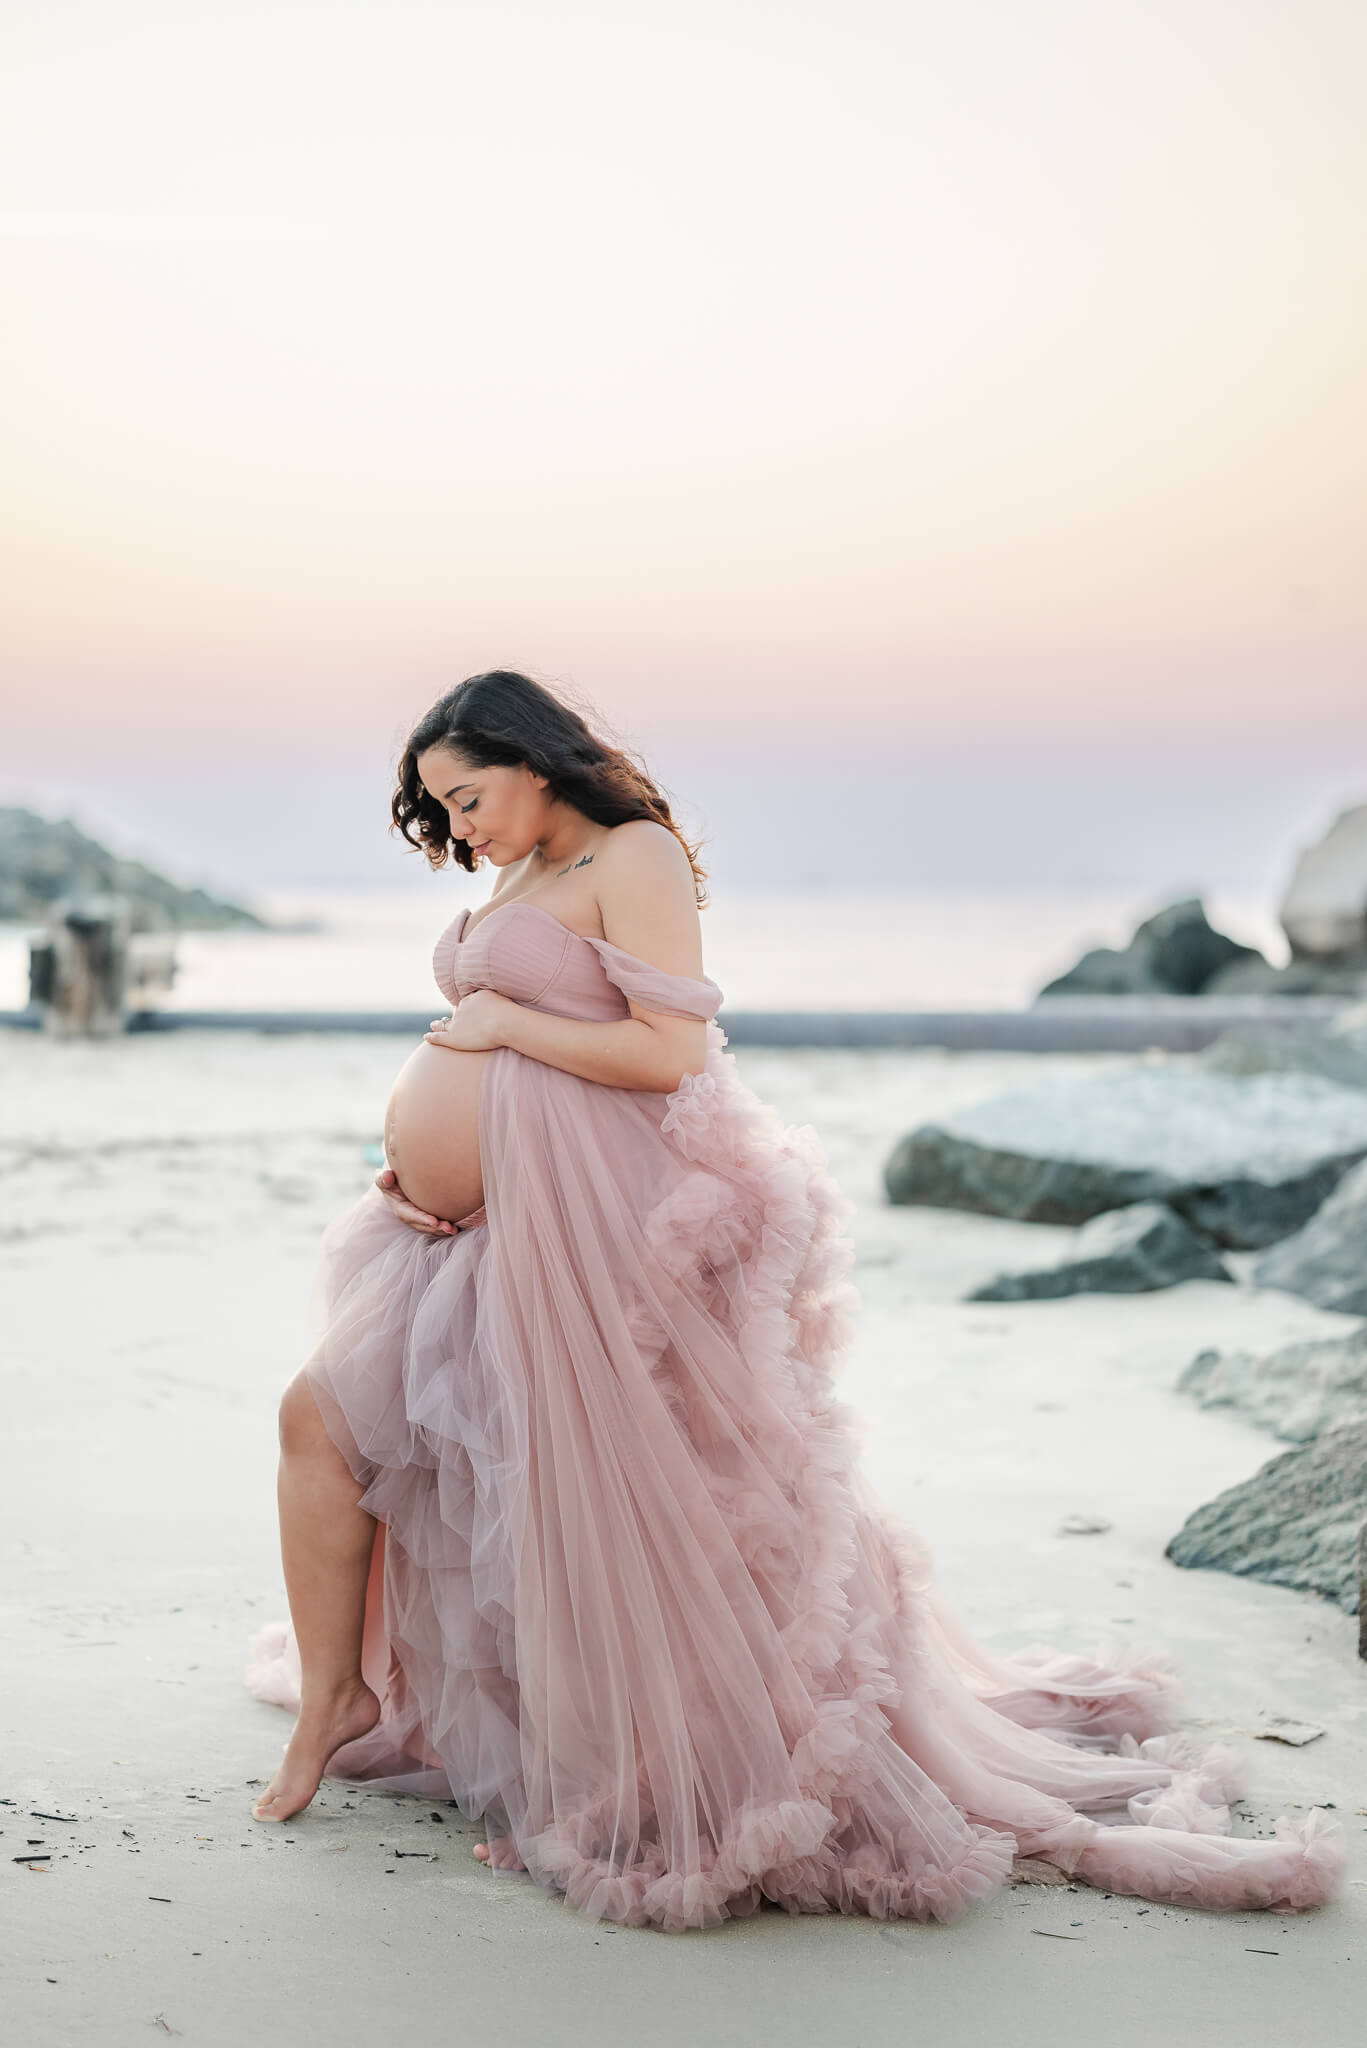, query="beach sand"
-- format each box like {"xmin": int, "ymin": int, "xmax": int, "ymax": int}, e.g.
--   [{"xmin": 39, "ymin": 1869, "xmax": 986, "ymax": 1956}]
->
[{"xmin": 2, "ymin": 1030, "xmax": 1362, "ymax": 2046}]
